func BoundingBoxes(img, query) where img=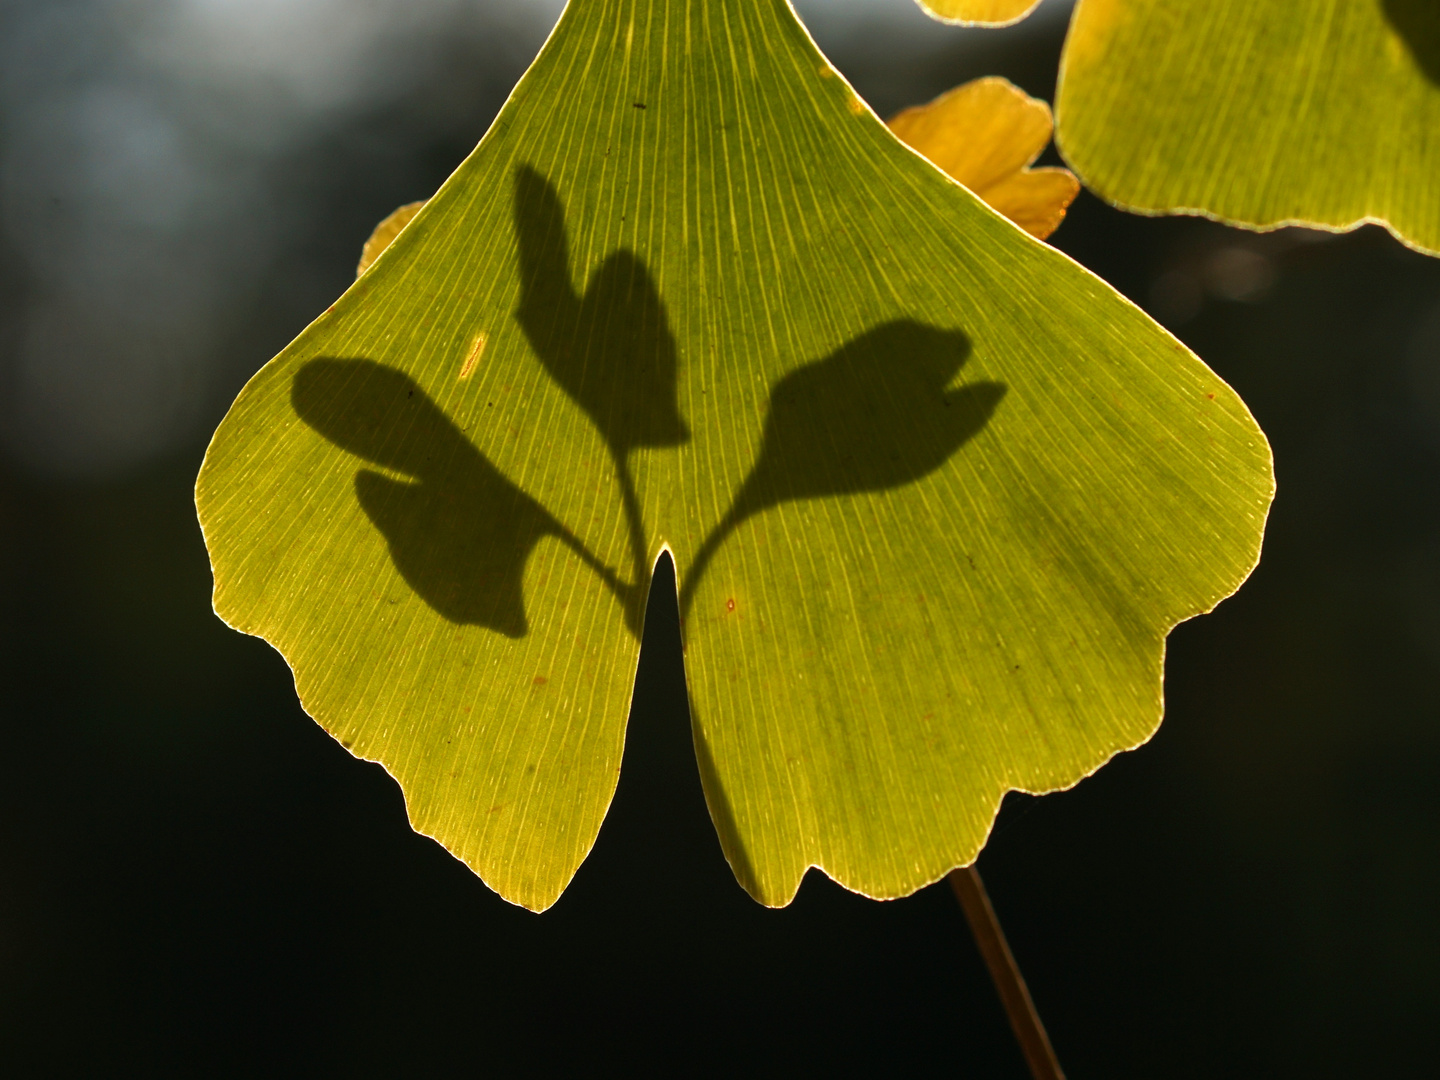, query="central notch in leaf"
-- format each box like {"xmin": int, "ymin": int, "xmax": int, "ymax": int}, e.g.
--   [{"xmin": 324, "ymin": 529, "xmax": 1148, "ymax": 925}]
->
[{"xmin": 514, "ymin": 165, "xmax": 689, "ymax": 634}]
